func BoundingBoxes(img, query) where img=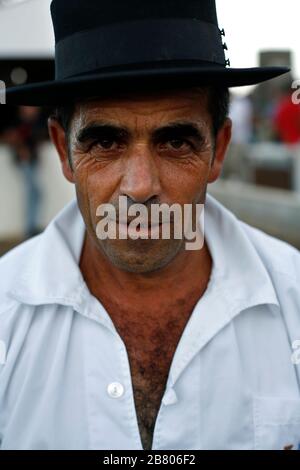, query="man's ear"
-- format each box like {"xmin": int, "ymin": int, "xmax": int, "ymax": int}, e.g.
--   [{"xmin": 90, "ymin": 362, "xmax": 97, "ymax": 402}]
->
[
  {"xmin": 48, "ymin": 117, "xmax": 75, "ymax": 184},
  {"xmin": 207, "ymin": 118, "xmax": 232, "ymax": 184}
]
